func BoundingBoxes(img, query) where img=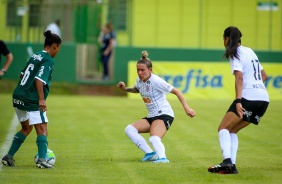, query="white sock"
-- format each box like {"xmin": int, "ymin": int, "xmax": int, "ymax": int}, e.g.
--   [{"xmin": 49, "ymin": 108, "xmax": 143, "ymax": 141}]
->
[
  {"xmin": 218, "ymin": 129, "xmax": 231, "ymax": 160},
  {"xmin": 124, "ymin": 125, "xmax": 153, "ymax": 153},
  {"xmin": 230, "ymin": 133, "xmax": 238, "ymax": 164},
  {"xmin": 149, "ymin": 136, "xmax": 166, "ymax": 159}
]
